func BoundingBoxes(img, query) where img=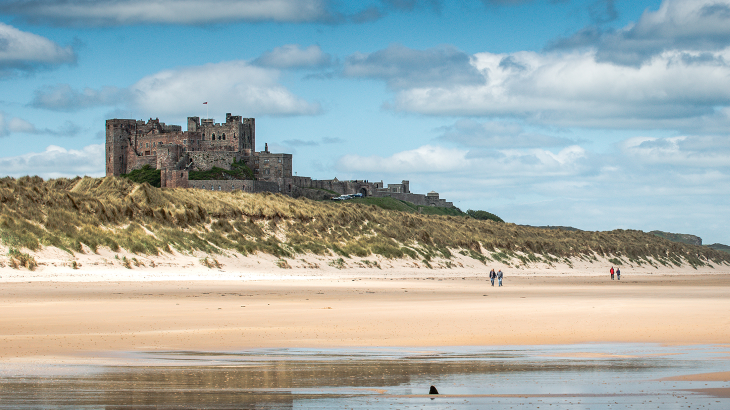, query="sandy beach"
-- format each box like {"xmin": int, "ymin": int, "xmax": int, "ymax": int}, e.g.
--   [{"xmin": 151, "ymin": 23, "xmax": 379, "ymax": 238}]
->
[{"xmin": 2, "ymin": 250, "xmax": 730, "ymax": 360}]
